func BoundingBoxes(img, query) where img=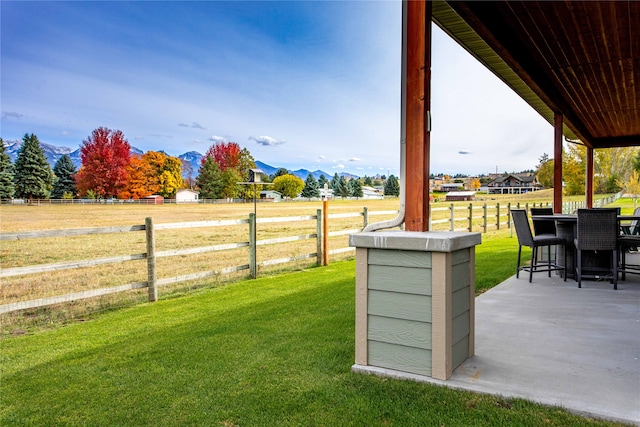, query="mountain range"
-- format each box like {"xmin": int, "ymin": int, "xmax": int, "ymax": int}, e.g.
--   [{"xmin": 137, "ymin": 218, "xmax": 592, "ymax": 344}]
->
[{"xmin": 2, "ymin": 140, "xmax": 360, "ymax": 181}]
